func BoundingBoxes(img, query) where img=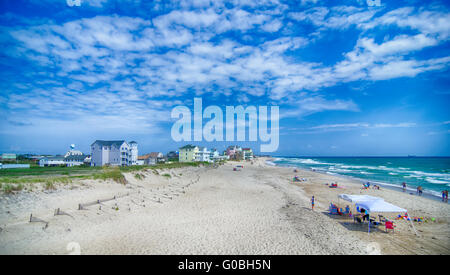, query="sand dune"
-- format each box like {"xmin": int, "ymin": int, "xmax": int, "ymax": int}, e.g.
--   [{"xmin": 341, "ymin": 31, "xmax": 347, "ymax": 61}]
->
[{"xmin": 0, "ymin": 159, "xmax": 448, "ymax": 255}]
